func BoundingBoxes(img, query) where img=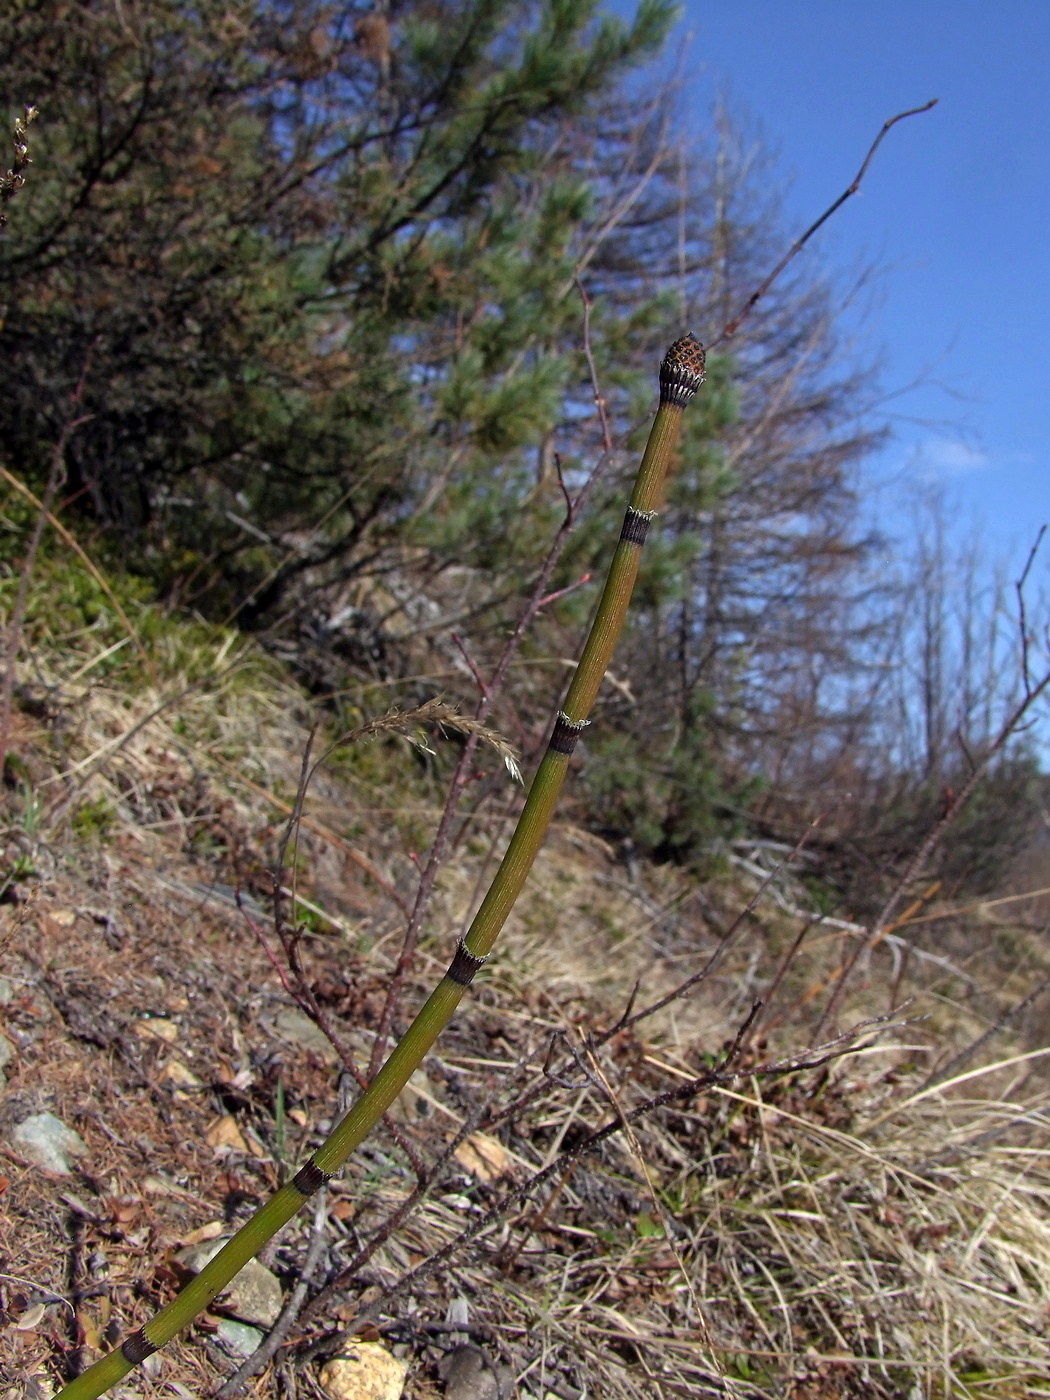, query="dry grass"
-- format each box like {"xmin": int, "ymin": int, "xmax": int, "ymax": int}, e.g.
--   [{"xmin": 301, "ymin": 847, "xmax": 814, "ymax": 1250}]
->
[{"xmin": 1, "ymin": 544, "xmax": 1049, "ymax": 1399}]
